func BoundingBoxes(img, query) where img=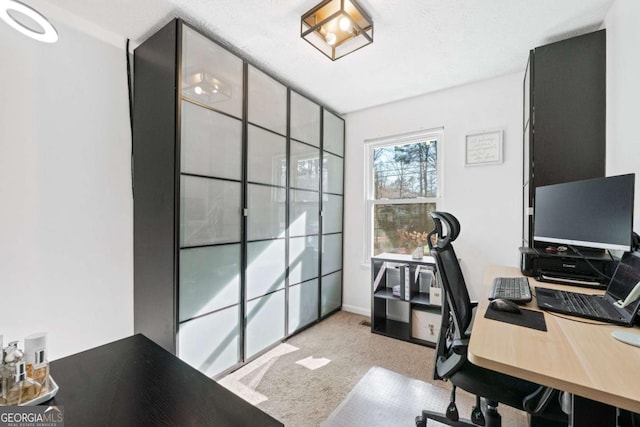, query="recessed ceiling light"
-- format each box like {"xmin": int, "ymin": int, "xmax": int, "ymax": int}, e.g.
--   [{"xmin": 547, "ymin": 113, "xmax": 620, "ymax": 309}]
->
[{"xmin": 0, "ymin": 0, "xmax": 58, "ymax": 43}]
